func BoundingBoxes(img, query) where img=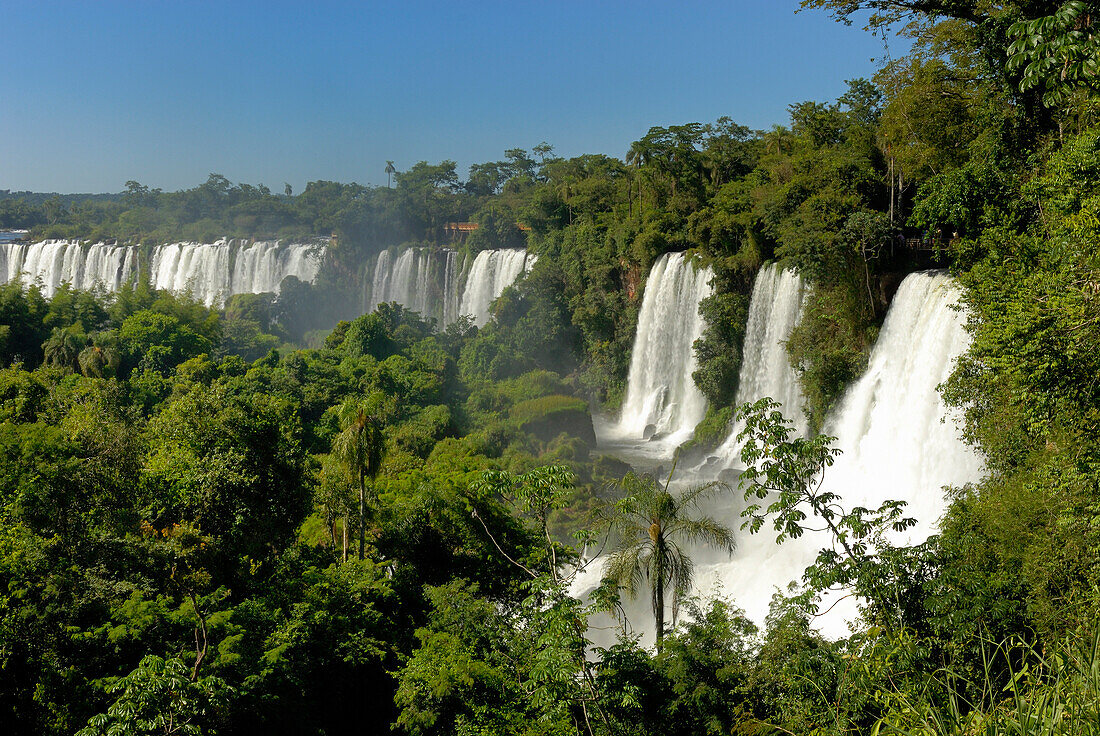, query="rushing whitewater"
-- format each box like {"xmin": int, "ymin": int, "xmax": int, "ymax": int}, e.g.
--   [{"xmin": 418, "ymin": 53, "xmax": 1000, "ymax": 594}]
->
[
  {"xmin": 149, "ymin": 240, "xmax": 321, "ymax": 306},
  {"xmin": 1, "ymin": 239, "xmax": 322, "ymax": 304},
  {"xmin": 366, "ymin": 248, "xmax": 460, "ymax": 323},
  {"xmin": 712, "ymin": 263, "xmax": 808, "ymax": 464},
  {"xmin": 366, "ymin": 247, "xmax": 532, "ymax": 326},
  {"xmin": 0, "ymin": 240, "xmax": 140, "ymax": 297},
  {"xmin": 691, "ymin": 270, "xmax": 982, "ymax": 636},
  {"xmin": 823, "ymin": 271, "xmax": 983, "ymax": 532},
  {"xmin": 608, "ymin": 252, "xmax": 713, "ymax": 452},
  {"xmin": 458, "ymin": 249, "xmax": 536, "ymax": 327}
]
